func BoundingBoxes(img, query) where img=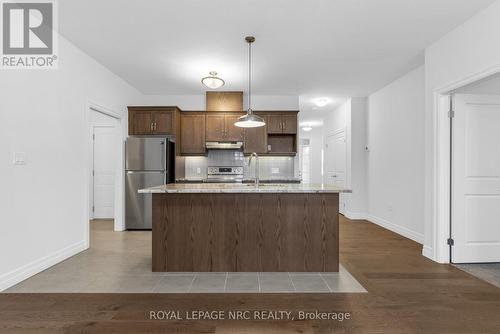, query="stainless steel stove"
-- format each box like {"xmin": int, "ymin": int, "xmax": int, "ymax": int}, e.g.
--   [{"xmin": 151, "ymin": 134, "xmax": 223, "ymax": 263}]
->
[{"xmin": 206, "ymin": 166, "xmax": 244, "ymax": 183}]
